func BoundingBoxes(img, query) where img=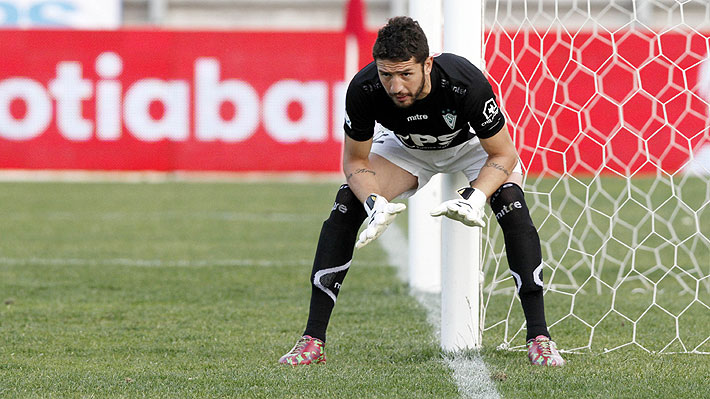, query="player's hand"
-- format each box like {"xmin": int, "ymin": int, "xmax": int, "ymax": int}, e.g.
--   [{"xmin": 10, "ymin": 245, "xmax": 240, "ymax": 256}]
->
[
  {"xmin": 430, "ymin": 187, "xmax": 487, "ymax": 228},
  {"xmin": 355, "ymin": 194, "xmax": 406, "ymax": 249}
]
